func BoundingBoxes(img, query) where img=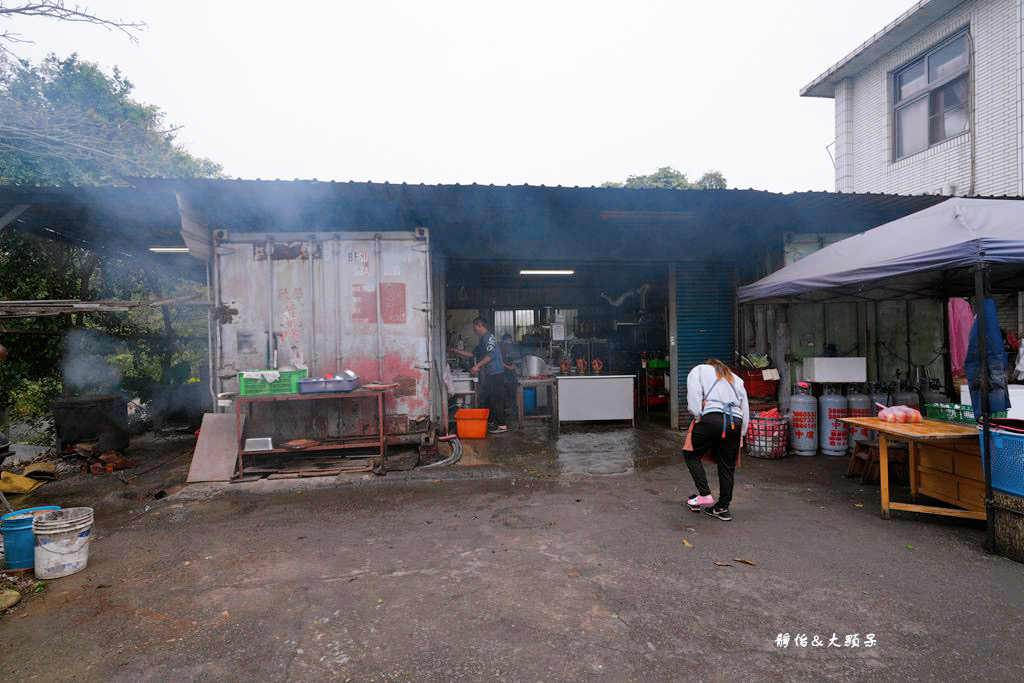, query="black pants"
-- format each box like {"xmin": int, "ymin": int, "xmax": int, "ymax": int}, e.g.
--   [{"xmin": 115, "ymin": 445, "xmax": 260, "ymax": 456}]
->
[
  {"xmin": 684, "ymin": 412, "xmax": 742, "ymax": 509},
  {"xmin": 480, "ymin": 375, "xmax": 508, "ymax": 427}
]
